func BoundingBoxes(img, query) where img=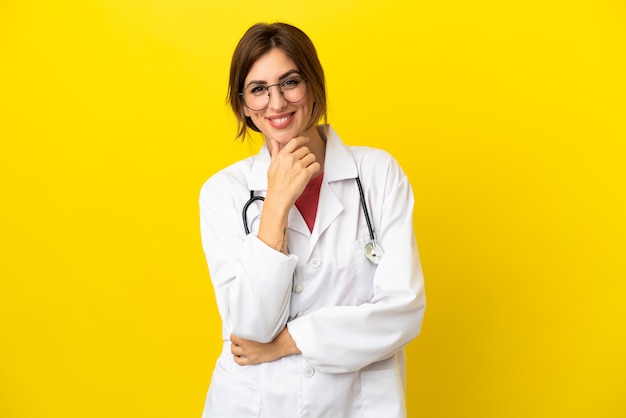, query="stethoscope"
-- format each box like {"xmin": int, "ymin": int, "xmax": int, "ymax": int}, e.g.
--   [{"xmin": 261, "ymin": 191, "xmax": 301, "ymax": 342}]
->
[{"xmin": 242, "ymin": 177, "xmax": 384, "ymax": 265}]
